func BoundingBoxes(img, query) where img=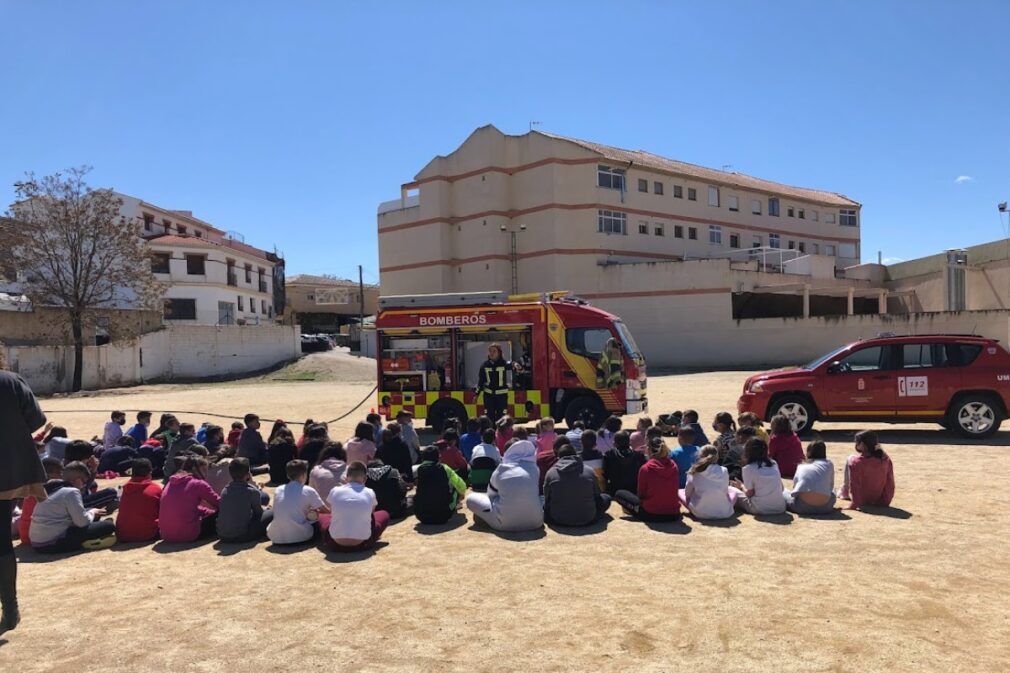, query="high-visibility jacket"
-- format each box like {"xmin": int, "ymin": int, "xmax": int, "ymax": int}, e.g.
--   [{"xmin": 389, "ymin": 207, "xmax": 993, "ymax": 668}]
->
[
  {"xmin": 478, "ymin": 358, "xmax": 511, "ymax": 395},
  {"xmin": 595, "ymin": 340, "xmax": 624, "ymax": 389}
]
